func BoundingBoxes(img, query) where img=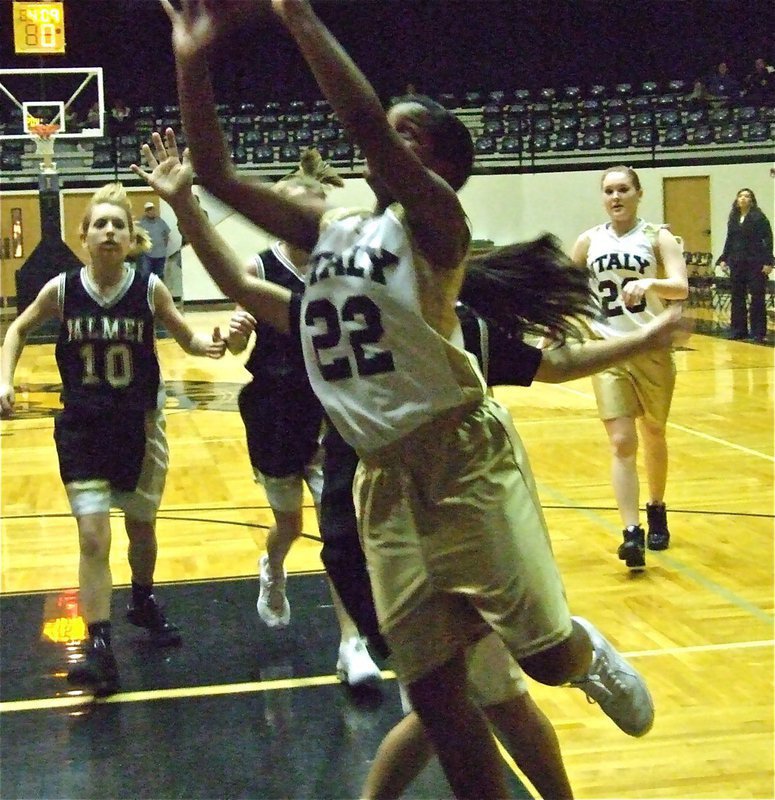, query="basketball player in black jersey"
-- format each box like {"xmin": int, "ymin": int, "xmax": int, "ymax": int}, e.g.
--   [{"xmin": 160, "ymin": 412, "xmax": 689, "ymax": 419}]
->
[
  {"xmin": 0, "ymin": 182, "xmax": 226, "ymax": 696},
  {"xmin": 225, "ymin": 156, "xmax": 381, "ymax": 686}
]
